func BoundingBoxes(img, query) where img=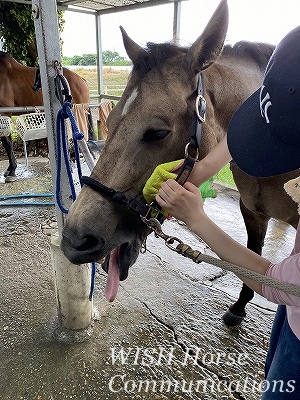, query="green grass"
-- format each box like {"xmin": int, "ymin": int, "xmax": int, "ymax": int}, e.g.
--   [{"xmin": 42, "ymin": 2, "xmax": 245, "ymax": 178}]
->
[
  {"xmin": 215, "ymin": 163, "xmax": 236, "ymax": 187},
  {"xmin": 75, "ymin": 67, "xmax": 129, "ymax": 97}
]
